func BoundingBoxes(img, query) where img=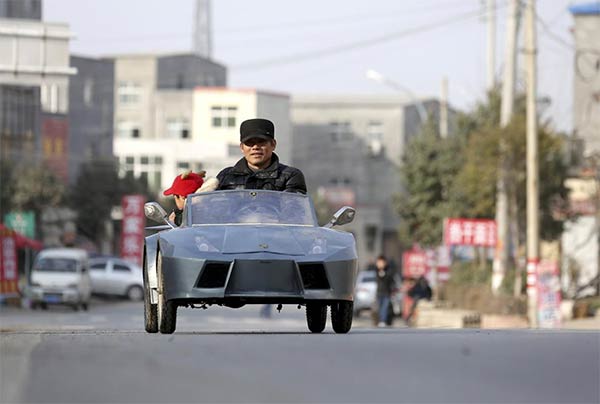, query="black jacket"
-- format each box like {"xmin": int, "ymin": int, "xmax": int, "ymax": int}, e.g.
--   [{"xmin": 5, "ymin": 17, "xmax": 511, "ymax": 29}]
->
[
  {"xmin": 376, "ymin": 267, "xmax": 395, "ymax": 297},
  {"xmin": 216, "ymin": 153, "xmax": 307, "ymax": 194}
]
